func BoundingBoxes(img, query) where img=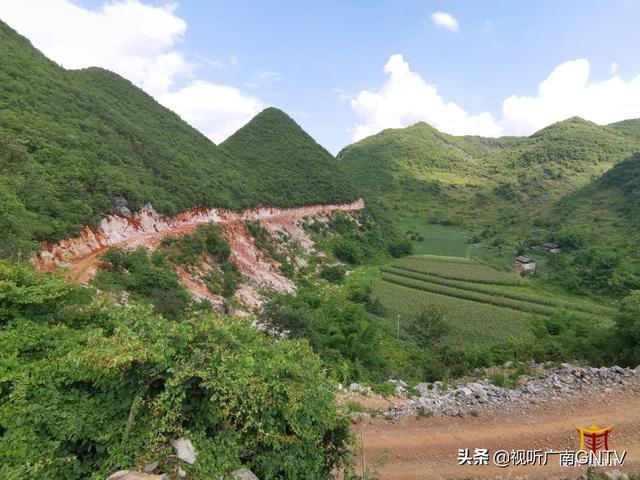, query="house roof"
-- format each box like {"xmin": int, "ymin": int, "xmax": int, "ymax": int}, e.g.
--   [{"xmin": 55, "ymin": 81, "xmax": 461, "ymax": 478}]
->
[
  {"xmin": 515, "ymin": 255, "xmax": 534, "ymax": 263},
  {"xmin": 543, "ymin": 242, "xmax": 560, "ymax": 248}
]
